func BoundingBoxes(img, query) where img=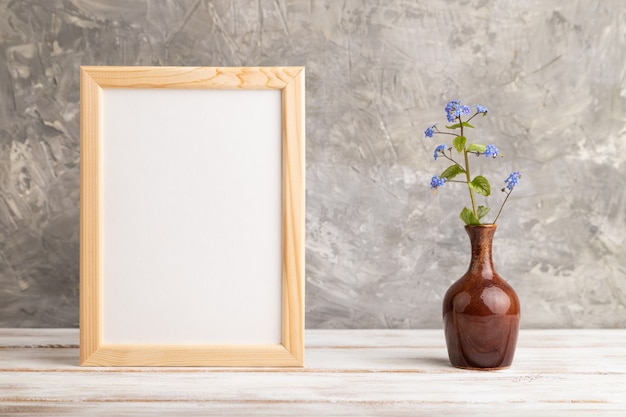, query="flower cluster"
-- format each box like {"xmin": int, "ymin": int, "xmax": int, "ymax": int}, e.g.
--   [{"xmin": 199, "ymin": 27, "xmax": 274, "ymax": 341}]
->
[
  {"xmin": 424, "ymin": 100, "xmax": 521, "ymax": 225},
  {"xmin": 505, "ymin": 171, "xmax": 521, "ymax": 191},
  {"xmin": 430, "ymin": 175, "xmax": 446, "ymax": 189},
  {"xmin": 484, "ymin": 144, "xmax": 499, "ymax": 158},
  {"xmin": 433, "ymin": 144, "xmax": 446, "ymax": 160},
  {"xmin": 445, "ymin": 100, "xmax": 471, "ymax": 122}
]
